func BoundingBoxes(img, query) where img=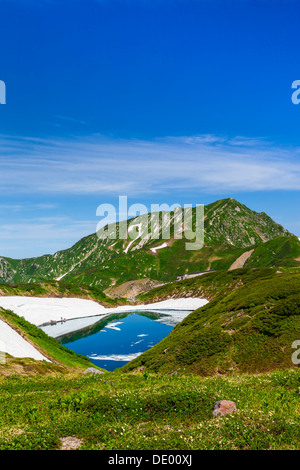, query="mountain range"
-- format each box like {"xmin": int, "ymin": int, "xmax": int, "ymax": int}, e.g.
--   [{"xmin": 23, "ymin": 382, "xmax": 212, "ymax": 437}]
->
[{"xmin": 0, "ymin": 198, "xmax": 299, "ymax": 293}]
